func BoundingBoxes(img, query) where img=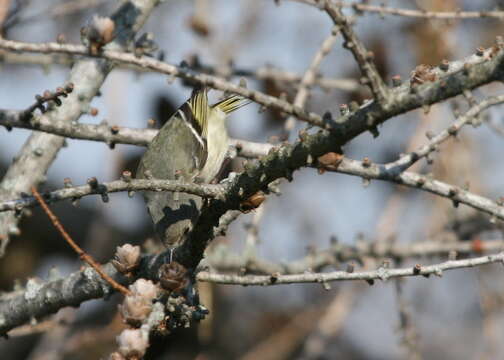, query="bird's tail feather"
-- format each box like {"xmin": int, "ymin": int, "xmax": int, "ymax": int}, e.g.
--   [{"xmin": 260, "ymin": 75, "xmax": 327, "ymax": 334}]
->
[{"xmin": 212, "ymin": 95, "xmax": 251, "ymax": 114}]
